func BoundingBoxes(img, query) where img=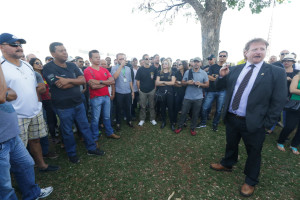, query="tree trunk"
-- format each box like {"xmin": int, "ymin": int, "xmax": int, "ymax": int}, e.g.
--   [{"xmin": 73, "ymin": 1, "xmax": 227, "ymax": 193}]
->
[{"xmin": 198, "ymin": 1, "xmax": 226, "ymax": 65}]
